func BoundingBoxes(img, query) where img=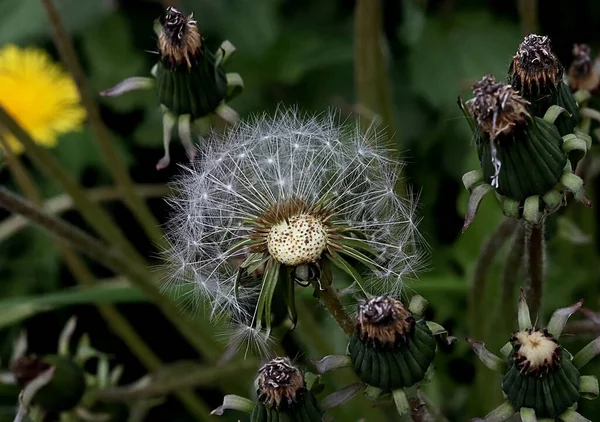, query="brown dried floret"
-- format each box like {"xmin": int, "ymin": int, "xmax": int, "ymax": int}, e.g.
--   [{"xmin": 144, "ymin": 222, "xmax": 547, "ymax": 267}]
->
[
  {"xmin": 468, "ymin": 74, "xmax": 530, "ymax": 141},
  {"xmin": 357, "ymin": 296, "xmax": 415, "ymax": 345}
]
